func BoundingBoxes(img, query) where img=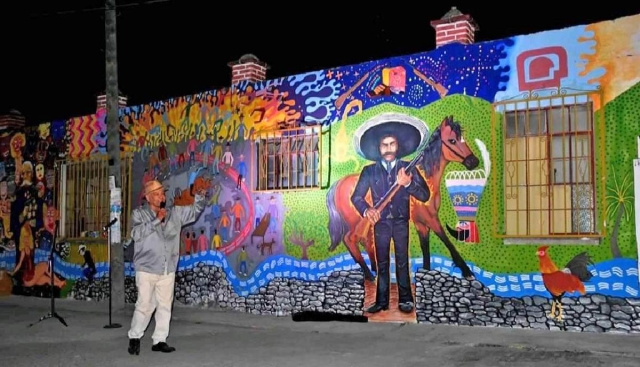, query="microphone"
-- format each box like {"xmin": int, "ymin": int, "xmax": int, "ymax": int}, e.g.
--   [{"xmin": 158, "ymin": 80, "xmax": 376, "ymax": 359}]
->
[
  {"xmin": 160, "ymin": 201, "xmax": 166, "ymax": 223},
  {"xmin": 103, "ymin": 218, "xmax": 117, "ymax": 231}
]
